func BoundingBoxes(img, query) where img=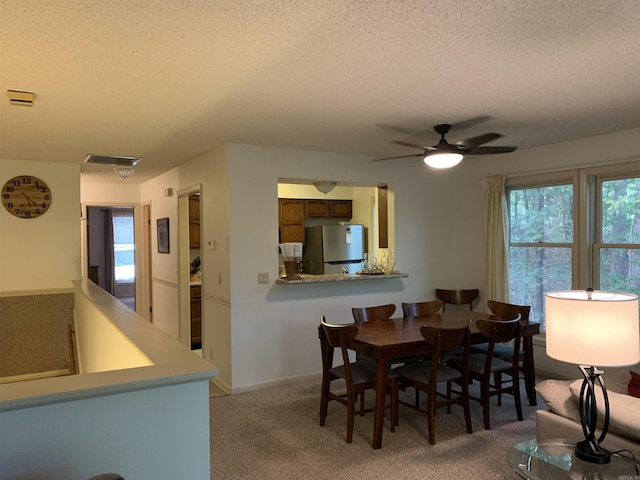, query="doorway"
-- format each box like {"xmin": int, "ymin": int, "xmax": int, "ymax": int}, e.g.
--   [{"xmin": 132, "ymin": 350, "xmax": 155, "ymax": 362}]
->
[
  {"xmin": 87, "ymin": 206, "xmax": 136, "ymax": 309},
  {"xmin": 178, "ymin": 187, "xmax": 202, "ymax": 351}
]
